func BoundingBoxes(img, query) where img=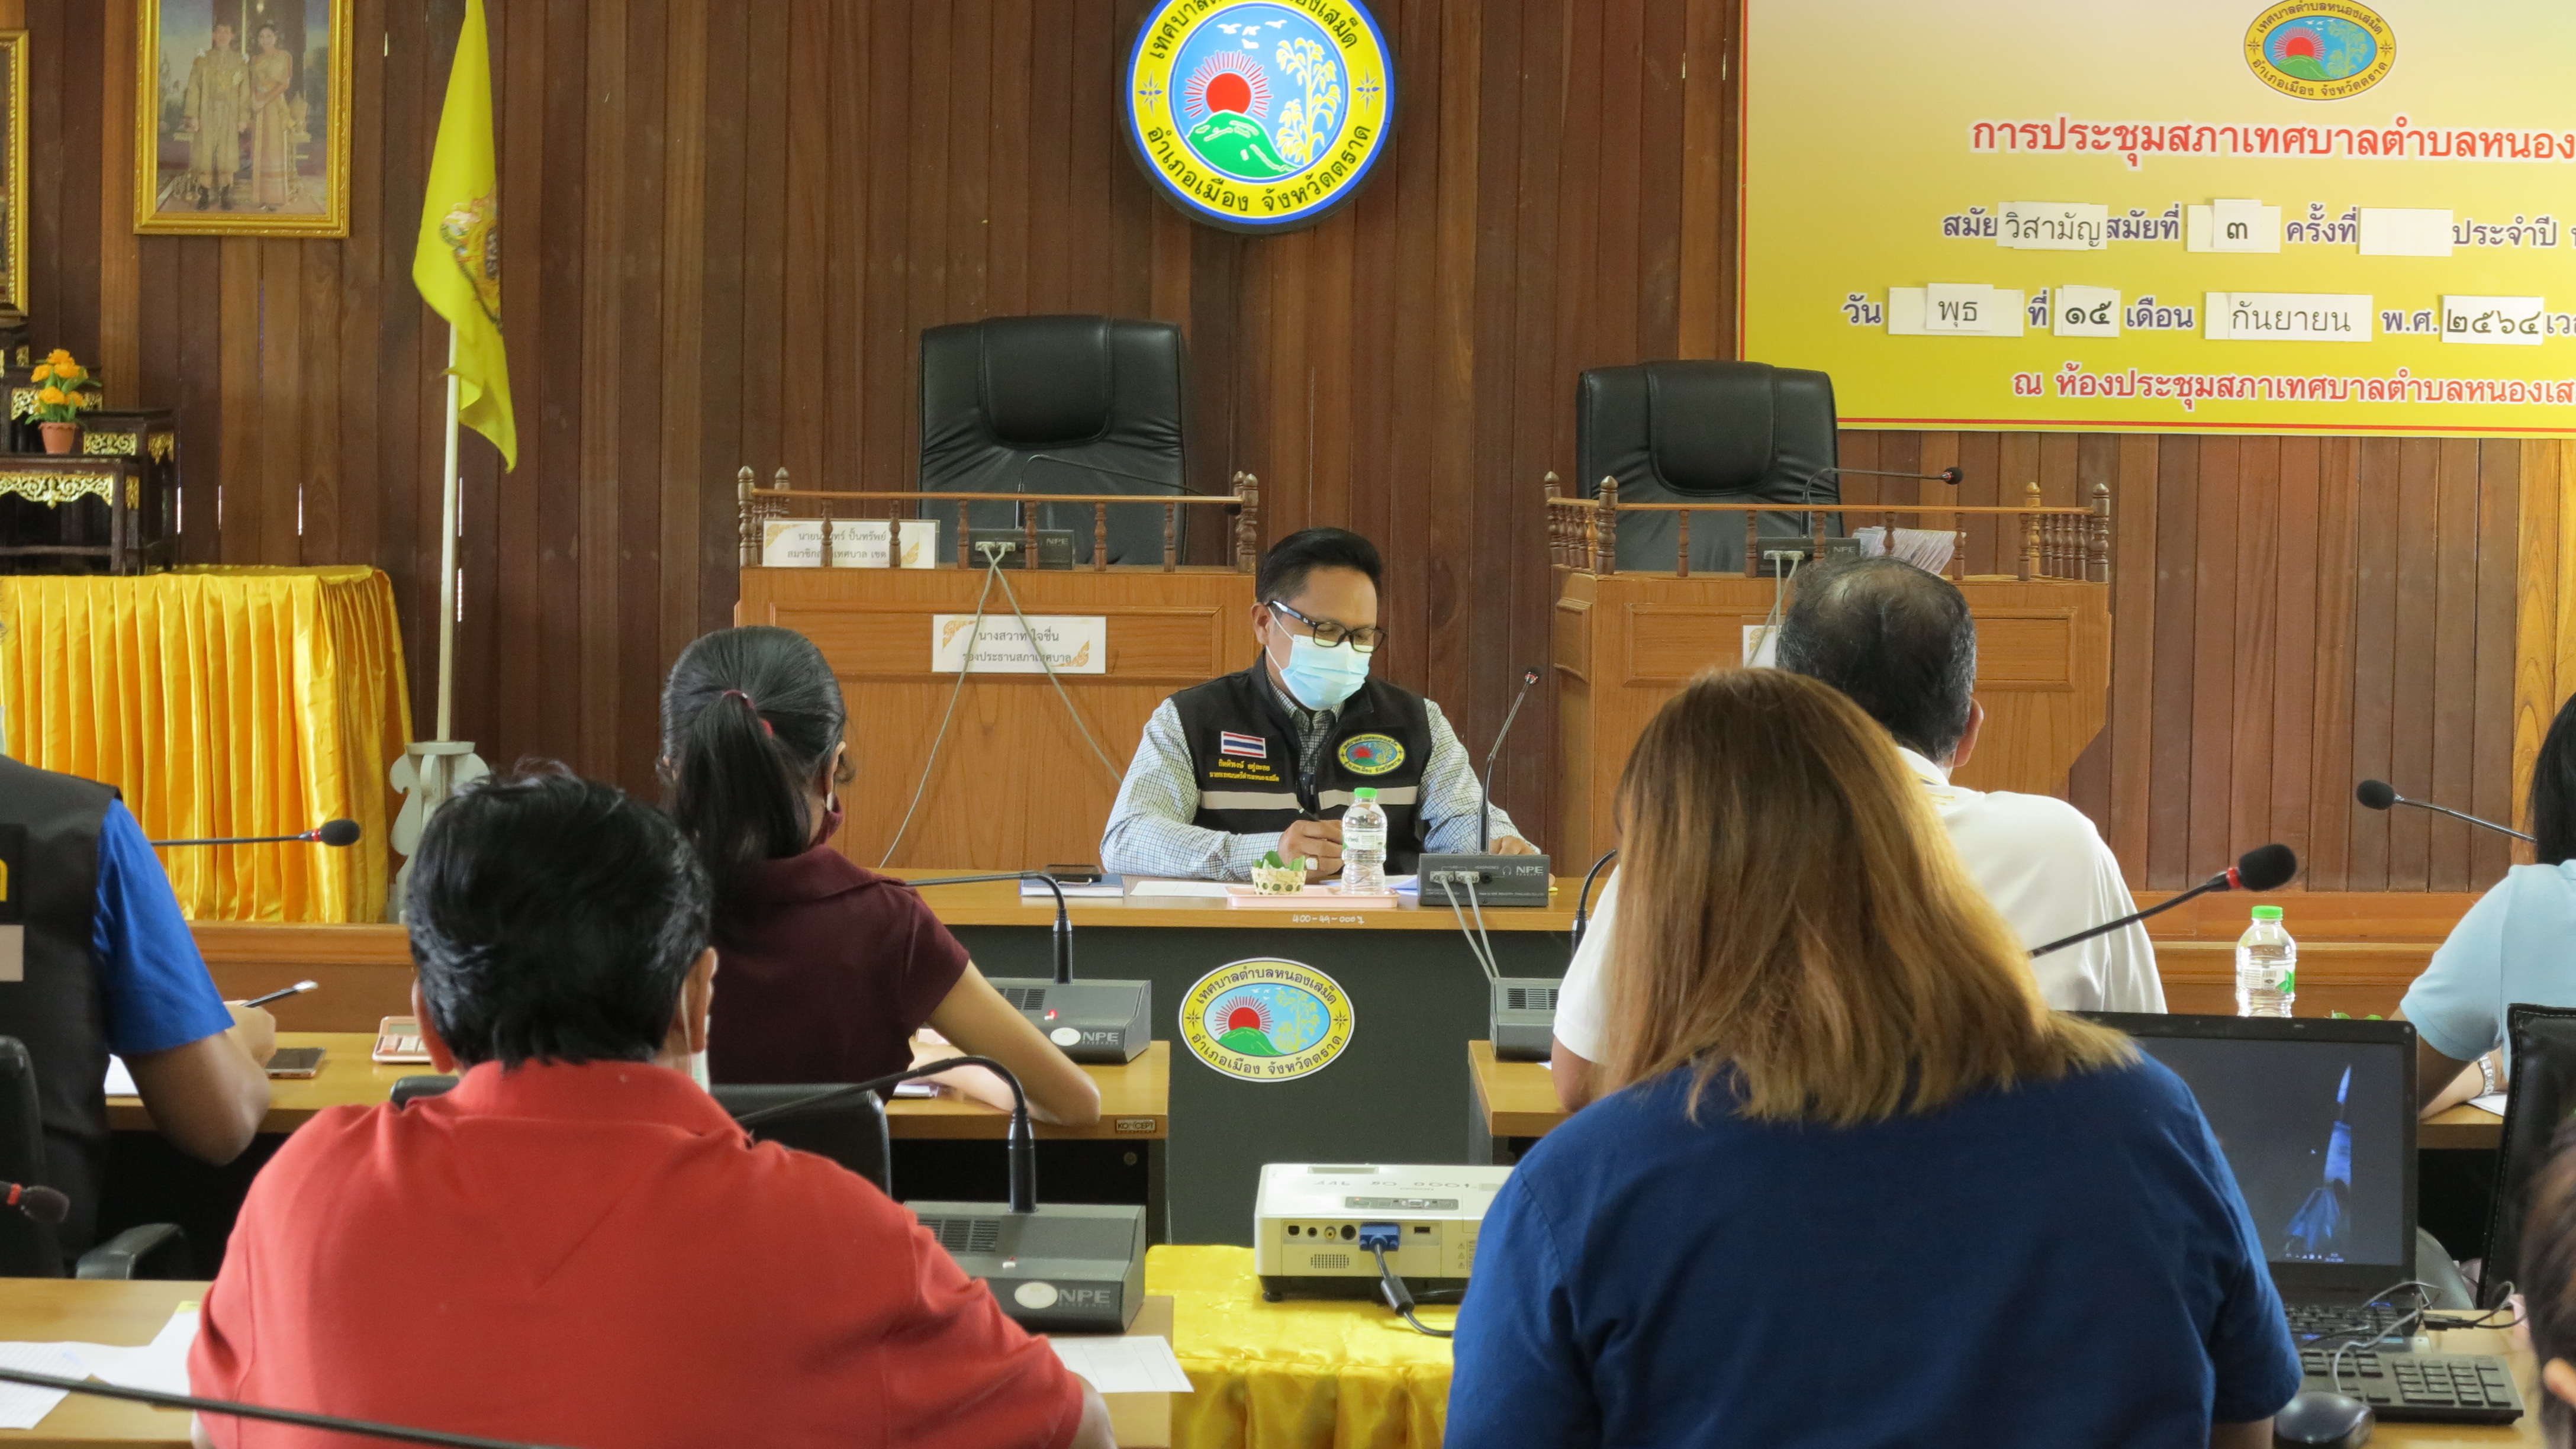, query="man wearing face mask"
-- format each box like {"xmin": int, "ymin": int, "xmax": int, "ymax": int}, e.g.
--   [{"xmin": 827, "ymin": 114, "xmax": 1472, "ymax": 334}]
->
[{"xmin": 1100, "ymin": 527, "xmax": 1538, "ymax": 881}]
